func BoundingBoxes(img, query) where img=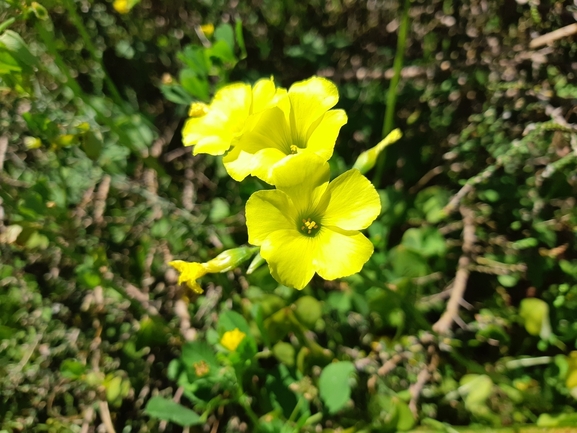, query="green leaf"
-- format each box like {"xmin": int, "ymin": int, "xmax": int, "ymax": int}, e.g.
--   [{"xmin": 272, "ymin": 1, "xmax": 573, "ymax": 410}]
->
[
  {"xmin": 217, "ymin": 310, "xmax": 251, "ymax": 335},
  {"xmin": 144, "ymin": 396, "xmax": 202, "ymax": 426},
  {"xmin": 179, "ymin": 68, "xmax": 209, "ymax": 101},
  {"xmin": 0, "ymin": 30, "xmax": 37, "ymax": 69},
  {"xmin": 319, "ymin": 361, "xmax": 356, "ymax": 414},
  {"xmin": 214, "ymin": 23, "xmax": 235, "ymax": 53},
  {"xmin": 293, "ymin": 296, "xmax": 322, "ymax": 328},
  {"xmin": 519, "ymin": 298, "xmax": 551, "ymax": 339},
  {"xmin": 272, "ymin": 342, "xmax": 295, "ymax": 367},
  {"xmin": 60, "ymin": 359, "xmax": 87, "ymax": 379},
  {"xmin": 234, "ymin": 20, "xmax": 247, "ymax": 59},
  {"xmin": 181, "ymin": 341, "xmax": 219, "ymax": 374}
]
